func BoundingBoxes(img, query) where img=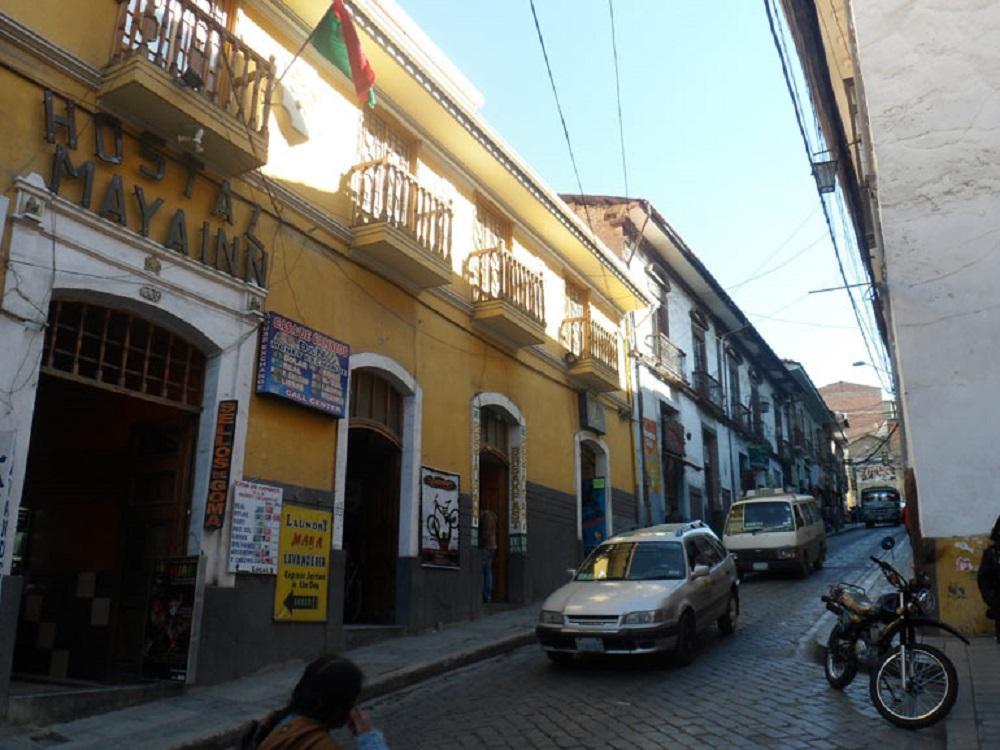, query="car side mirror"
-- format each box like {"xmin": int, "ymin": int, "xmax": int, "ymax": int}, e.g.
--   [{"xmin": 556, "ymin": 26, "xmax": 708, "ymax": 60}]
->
[
  {"xmin": 566, "ymin": 568, "xmax": 577, "ymax": 579},
  {"xmin": 881, "ymin": 536, "xmax": 895, "ymax": 551},
  {"xmin": 691, "ymin": 564, "xmax": 710, "ymax": 579}
]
